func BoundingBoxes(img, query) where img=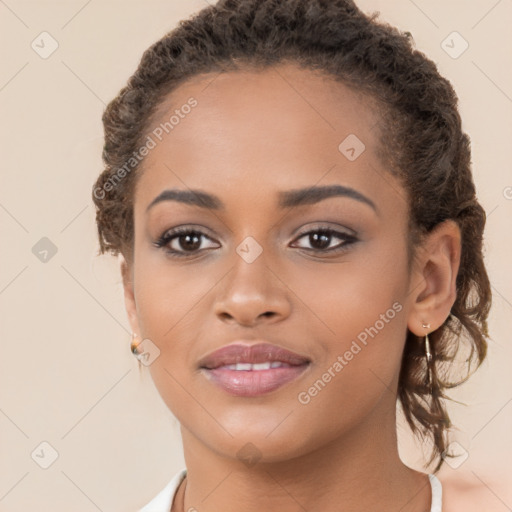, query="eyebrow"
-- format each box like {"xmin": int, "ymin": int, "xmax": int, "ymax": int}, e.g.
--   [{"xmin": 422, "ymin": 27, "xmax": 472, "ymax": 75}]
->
[
  {"xmin": 146, "ymin": 185, "xmax": 377, "ymax": 213},
  {"xmin": 278, "ymin": 185, "xmax": 377, "ymax": 212},
  {"xmin": 146, "ymin": 189, "xmax": 222, "ymax": 212}
]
